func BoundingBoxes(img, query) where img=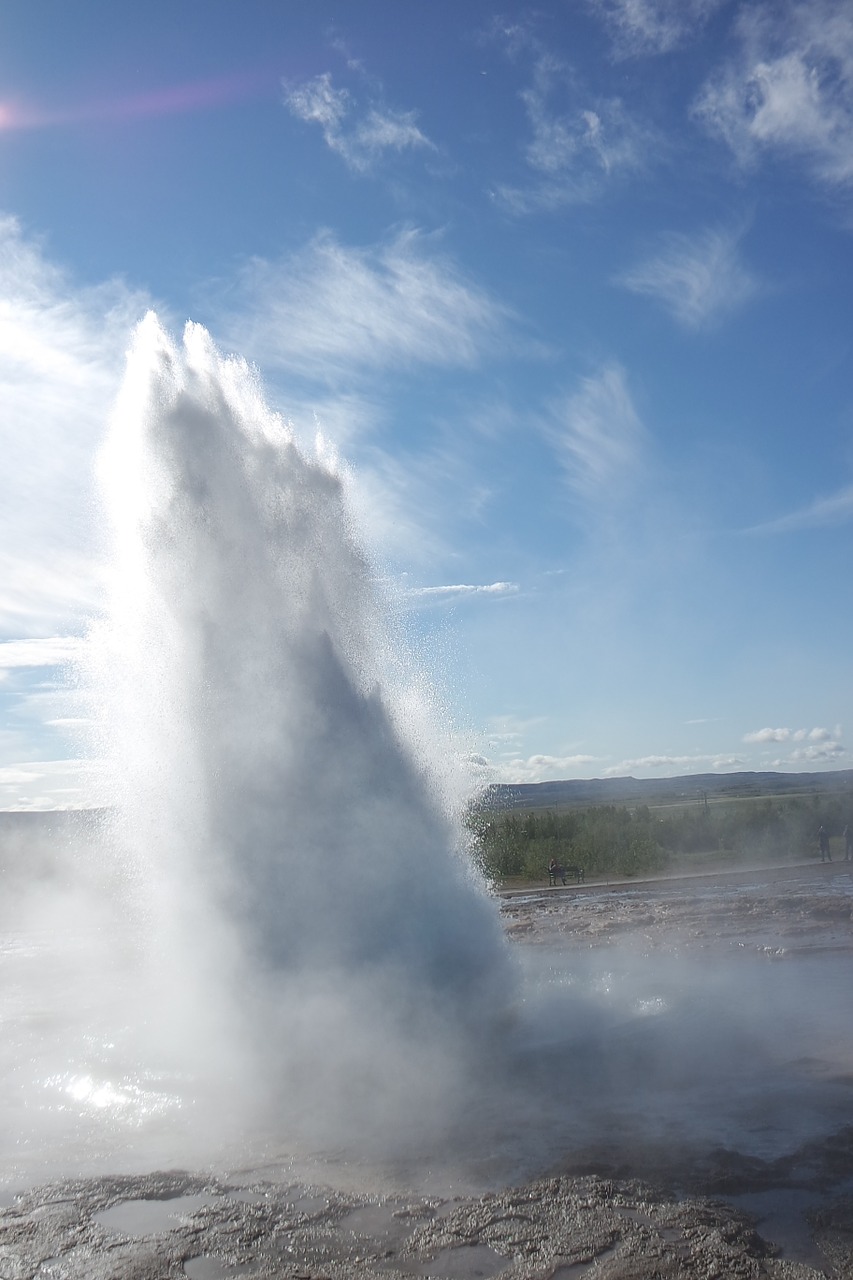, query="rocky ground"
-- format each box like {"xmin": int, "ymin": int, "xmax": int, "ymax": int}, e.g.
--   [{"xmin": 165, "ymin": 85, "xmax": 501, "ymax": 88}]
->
[
  {"xmin": 499, "ymin": 859, "xmax": 853, "ymax": 957},
  {"xmin": 2, "ymin": 861, "xmax": 852, "ymax": 1280}
]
